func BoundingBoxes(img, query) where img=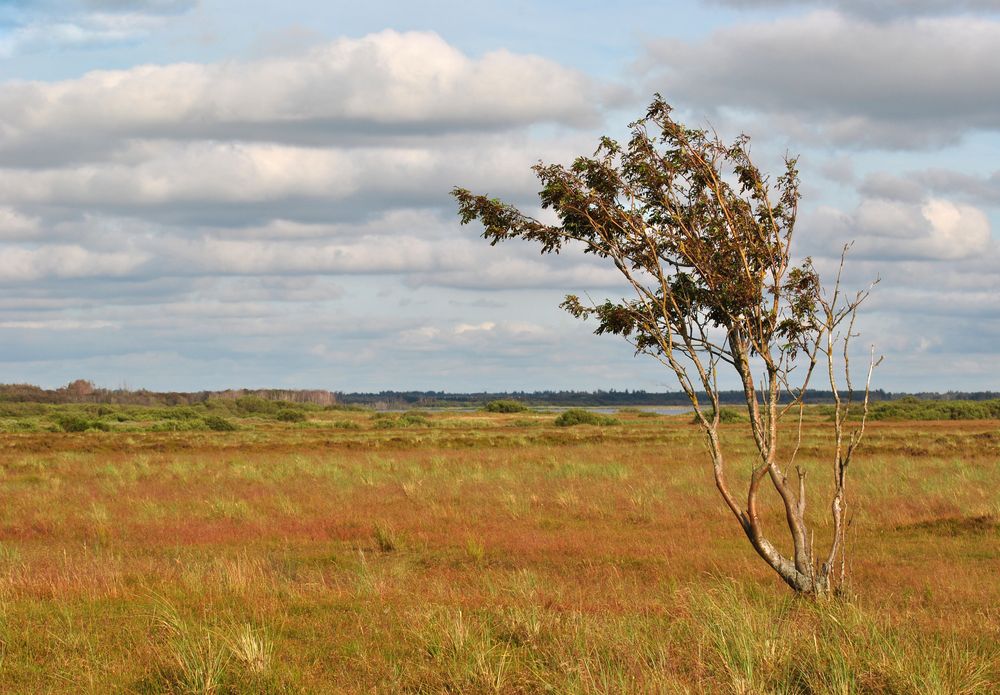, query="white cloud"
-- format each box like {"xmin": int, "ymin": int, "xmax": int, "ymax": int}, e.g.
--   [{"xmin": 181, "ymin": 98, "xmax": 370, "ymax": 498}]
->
[
  {"xmin": 0, "ymin": 245, "xmax": 147, "ymax": 282},
  {"xmin": 808, "ymin": 197, "xmax": 993, "ymax": 261},
  {"xmin": 454, "ymin": 321, "xmax": 496, "ymax": 335},
  {"xmin": 706, "ymin": 0, "xmax": 1000, "ymax": 20},
  {"xmin": 0, "ymin": 207, "xmax": 40, "ymax": 239},
  {"xmin": 0, "ymin": 134, "xmax": 593, "ymax": 224},
  {"xmin": 0, "ymin": 14, "xmax": 995, "ymax": 392},
  {"xmin": 413, "ymin": 256, "xmax": 626, "ymax": 290},
  {"xmin": 0, "ymin": 0, "xmax": 196, "ymax": 56},
  {"xmin": 394, "ymin": 319, "xmax": 560, "ymax": 358},
  {"xmin": 0, "ymin": 319, "xmax": 117, "ymax": 330},
  {"xmin": 0, "ymin": 31, "xmax": 604, "ymax": 166},
  {"xmin": 643, "ymin": 12, "xmax": 1000, "ymax": 148},
  {"xmin": 919, "ymin": 199, "xmax": 992, "ymax": 256},
  {"xmin": 173, "ymin": 235, "xmax": 478, "ymax": 276}
]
